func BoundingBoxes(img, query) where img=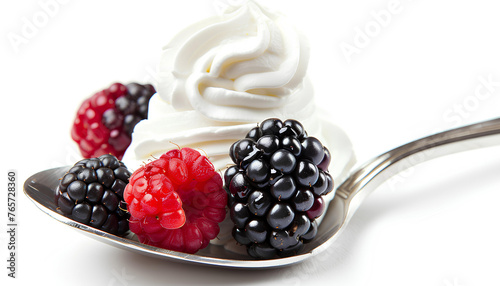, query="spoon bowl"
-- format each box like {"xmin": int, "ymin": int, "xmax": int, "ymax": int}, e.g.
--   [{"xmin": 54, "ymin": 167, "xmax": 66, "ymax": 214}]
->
[
  {"xmin": 24, "ymin": 118, "xmax": 500, "ymax": 268},
  {"xmin": 24, "ymin": 166, "xmax": 347, "ymax": 268}
]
